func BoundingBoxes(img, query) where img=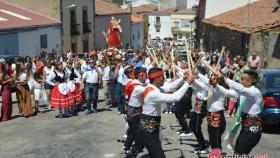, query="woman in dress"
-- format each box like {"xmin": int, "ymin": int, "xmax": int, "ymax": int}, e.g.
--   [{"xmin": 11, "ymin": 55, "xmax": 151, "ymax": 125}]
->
[
  {"xmin": 43, "ymin": 59, "xmax": 54, "ymax": 109},
  {"xmin": 15, "ymin": 60, "xmax": 33, "ymax": 118},
  {"xmin": 0, "ymin": 61, "xmax": 13, "ymax": 121},
  {"xmin": 46, "ymin": 62, "xmax": 74, "ymax": 118}
]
